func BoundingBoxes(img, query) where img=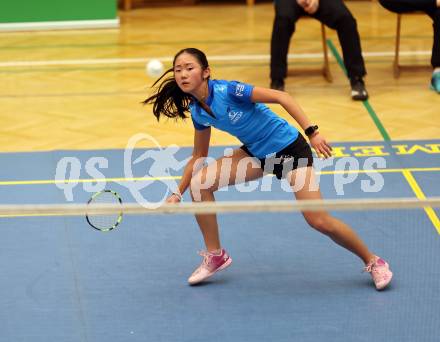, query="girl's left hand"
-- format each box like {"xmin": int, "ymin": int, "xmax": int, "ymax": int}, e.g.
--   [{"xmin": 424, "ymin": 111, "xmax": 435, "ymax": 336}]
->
[{"xmin": 309, "ymin": 133, "xmax": 332, "ymax": 158}]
